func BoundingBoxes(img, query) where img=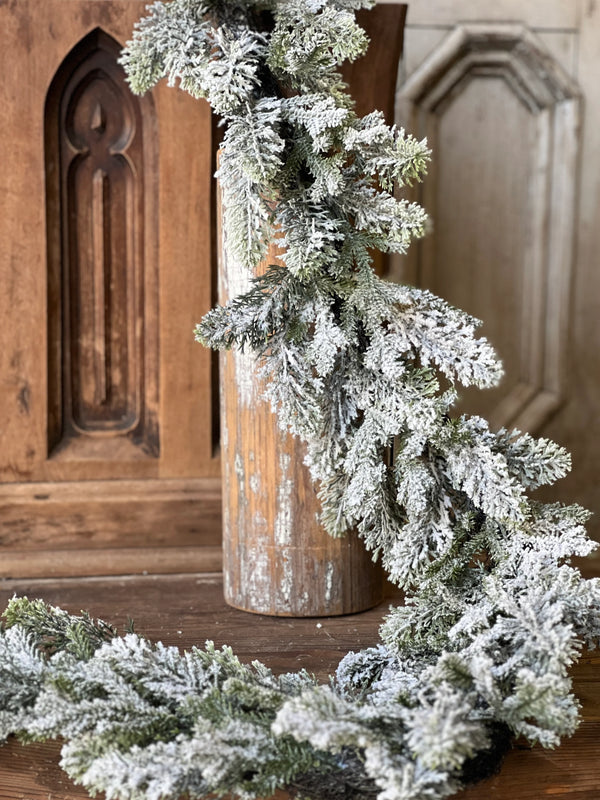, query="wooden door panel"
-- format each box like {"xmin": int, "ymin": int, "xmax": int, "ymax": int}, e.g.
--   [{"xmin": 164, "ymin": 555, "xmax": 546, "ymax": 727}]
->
[
  {"xmin": 396, "ymin": 24, "xmax": 580, "ymax": 432},
  {"xmin": 0, "ymin": 1, "xmax": 219, "ymax": 577},
  {"xmin": 394, "ymin": 0, "xmax": 600, "ymax": 563}
]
